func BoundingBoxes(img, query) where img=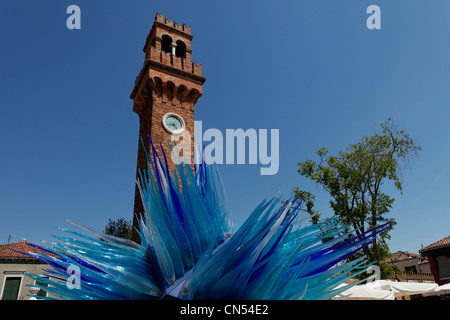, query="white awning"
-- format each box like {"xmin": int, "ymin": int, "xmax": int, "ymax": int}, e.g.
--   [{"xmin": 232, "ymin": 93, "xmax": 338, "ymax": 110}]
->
[
  {"xmin": 333, "ymin": 283, "xmax": 395, "ymax": 300},
  {"xmin": 333, "ymin": 279, "xmax": 440, "ymax": 300}
]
